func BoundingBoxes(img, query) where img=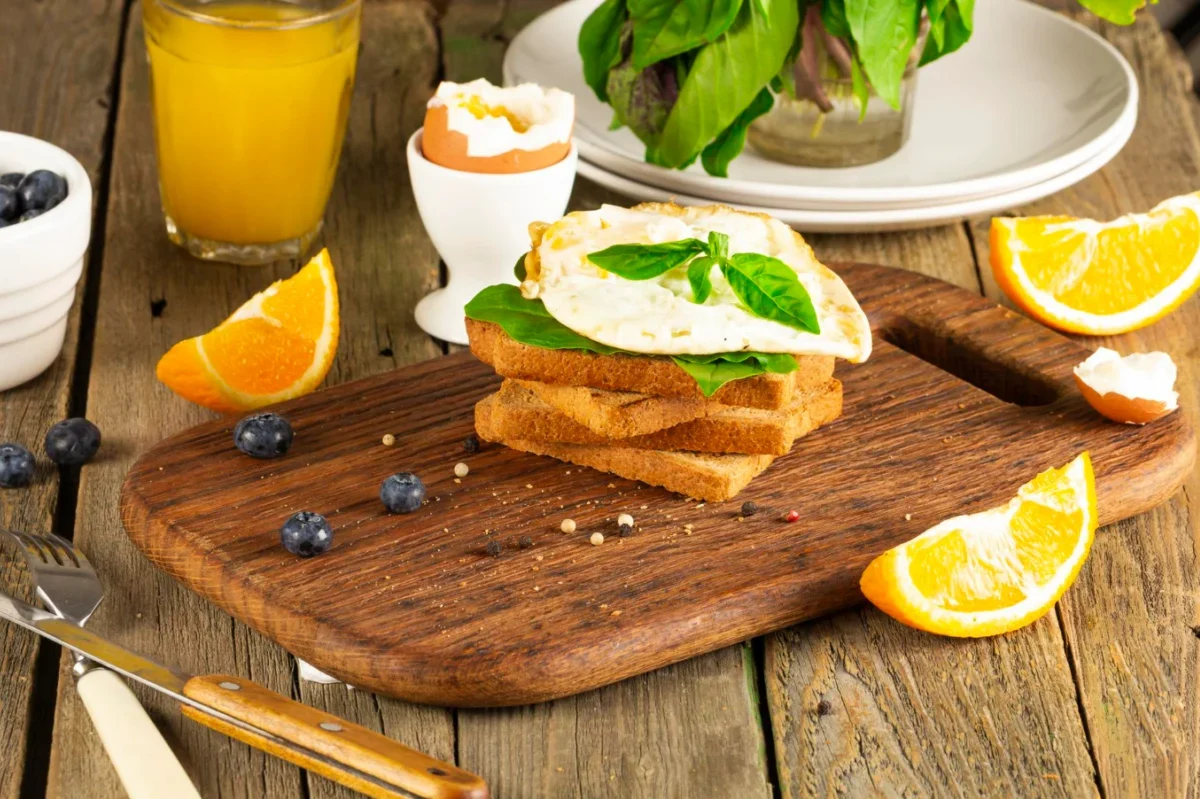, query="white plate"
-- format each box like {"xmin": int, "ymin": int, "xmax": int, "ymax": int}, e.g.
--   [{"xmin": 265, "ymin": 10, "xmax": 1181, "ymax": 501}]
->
[
  {"xmin": 504, "ymin": 0, "xmax": 1137, "ymax": 210},
  {"xmin": 576, "ymin": 115, "xmax": 1129, "ymax": 233}
]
